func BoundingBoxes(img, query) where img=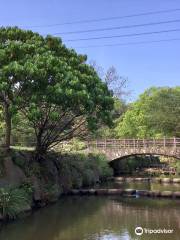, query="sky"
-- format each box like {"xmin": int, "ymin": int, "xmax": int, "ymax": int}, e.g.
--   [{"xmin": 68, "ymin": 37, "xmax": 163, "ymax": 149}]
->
[{"xmin": 0, "ymin": 0, "xmax": 180, "ymax": 101}]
